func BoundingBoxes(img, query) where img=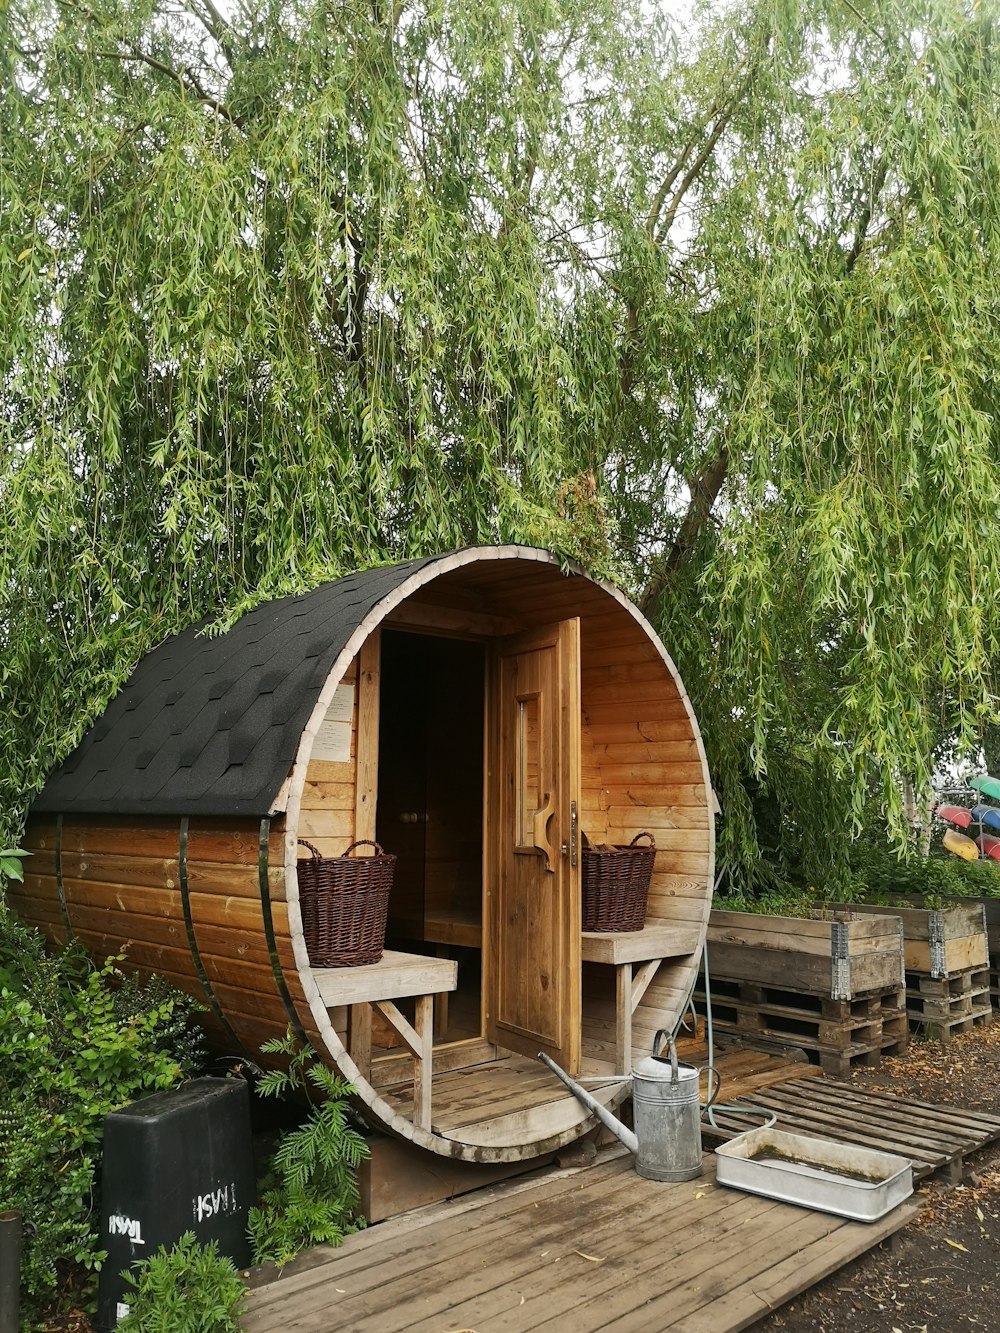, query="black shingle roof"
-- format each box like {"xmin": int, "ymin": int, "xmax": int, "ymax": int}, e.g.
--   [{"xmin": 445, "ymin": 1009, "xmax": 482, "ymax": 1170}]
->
[{"xmin": 32, "ymin": 555, "xmax": 442, "ymax": 818}]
